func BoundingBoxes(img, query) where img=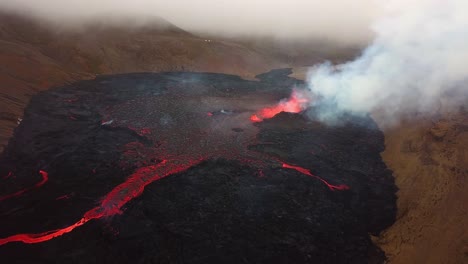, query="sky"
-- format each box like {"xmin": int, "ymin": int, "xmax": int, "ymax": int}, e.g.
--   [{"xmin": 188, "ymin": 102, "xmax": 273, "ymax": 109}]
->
[{"xmin": 0, "ymin": 0, "xmax": 379, "ymax": 45}]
